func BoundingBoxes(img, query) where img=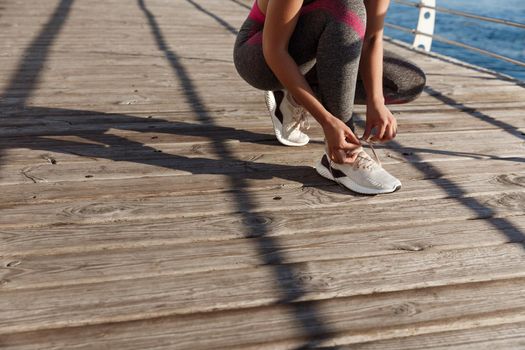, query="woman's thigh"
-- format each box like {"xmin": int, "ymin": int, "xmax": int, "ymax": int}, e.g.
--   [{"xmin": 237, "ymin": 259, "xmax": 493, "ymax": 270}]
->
[
  {"xmin": 234, "ymin": 0, "xmax": 367, "ymax": 123},
  {"xmin": 233, "ymin": 2, "xmax": 342, "ymax": 91}
]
